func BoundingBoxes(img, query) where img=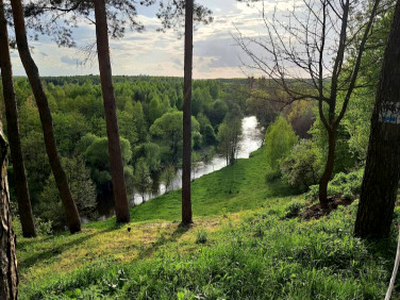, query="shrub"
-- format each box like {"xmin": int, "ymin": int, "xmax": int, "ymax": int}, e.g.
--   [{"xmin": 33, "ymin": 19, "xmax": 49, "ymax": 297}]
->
[
  {"xmin": 307, "ymin": 169, "xmax": 364, "ymax": 201},
  {"xmin": 280, "ymin": 139, "xmax": 323, "ymax": 192},
  {"xmin": 265, "ymin": 116, "xmax": 298, "ymax": 173},
  {"xmin": 36, "ymin": 156, "xmax": 97, "ymax": 232}
]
